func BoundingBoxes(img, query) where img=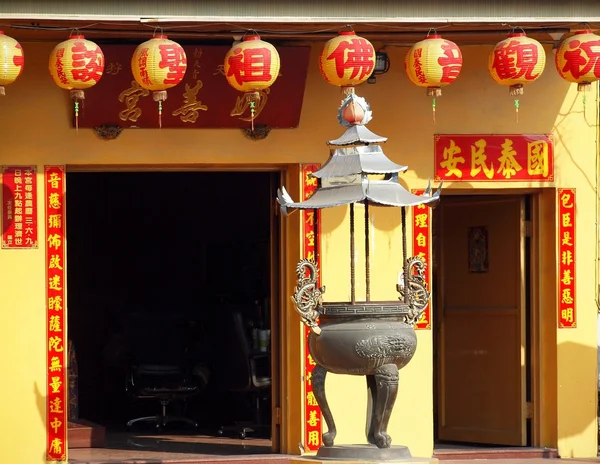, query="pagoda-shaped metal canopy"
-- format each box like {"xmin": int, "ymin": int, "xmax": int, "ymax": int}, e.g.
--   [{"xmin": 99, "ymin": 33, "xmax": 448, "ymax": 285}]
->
[
  {"xmin": 277, "ymin": 96, "xmax": 441, "ymax": 216},
  {"xmin": 277, "ymin": 92, "xmax": 442, "ymax": 306}
]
